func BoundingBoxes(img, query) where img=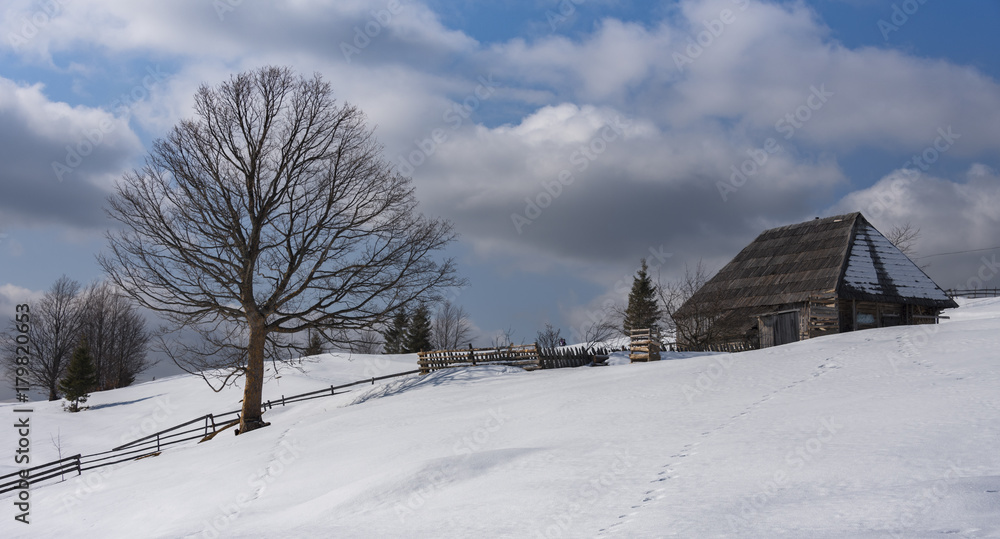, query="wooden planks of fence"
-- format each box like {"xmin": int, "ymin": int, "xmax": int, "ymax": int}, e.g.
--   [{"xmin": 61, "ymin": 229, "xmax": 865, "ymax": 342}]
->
[
  {"xmin": 629, "ymin": 328, "xmax": 661, "ymax": 362},
  {"xmin": 669, "ymin": 340, "xmax": 756, "ymax": 353},
  {"xmin": 0, "ymin": 454, "xmax": 82, "ymax": 494},
  {"xmin": 418, "ymin": 344, "xmax": 541, "ymax": 374}
]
